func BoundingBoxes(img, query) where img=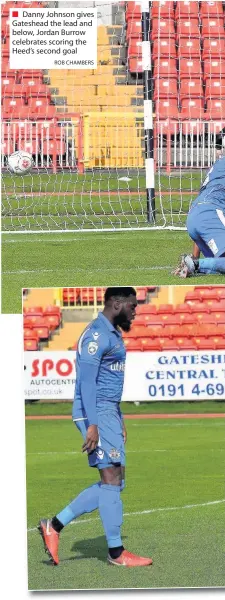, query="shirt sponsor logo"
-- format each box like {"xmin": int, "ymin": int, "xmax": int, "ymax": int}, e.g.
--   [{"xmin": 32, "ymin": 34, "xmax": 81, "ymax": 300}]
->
[
  {"xmin": 88, "ymin": 341, "xmax": 98, "ymax": 355},
  {"xmin": 109, "ymin": 448, "xmax": 121, "ymax": 459},
  {"xmin": 110, "ymin": 361, "xmax": 125, "ymax": 372},
  {"xmin": 208, "ymin": 238, "xmax": 218, "ymax": 255}
]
